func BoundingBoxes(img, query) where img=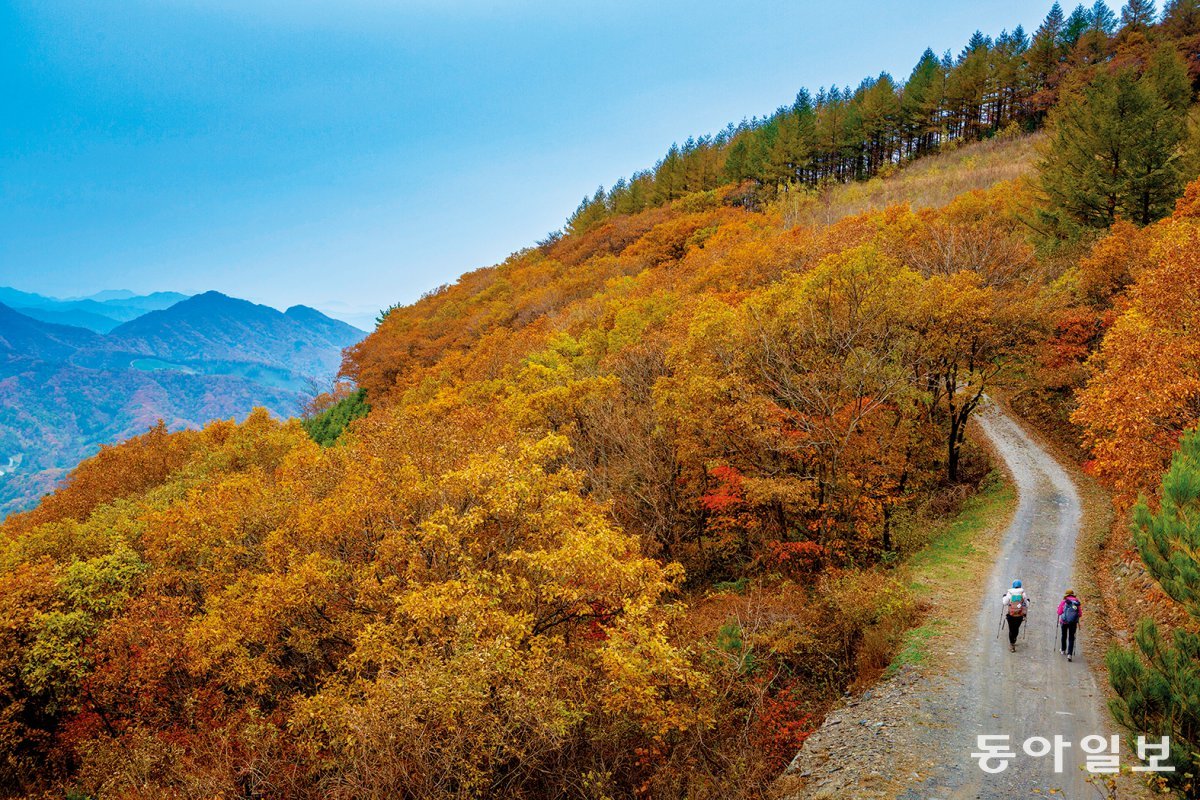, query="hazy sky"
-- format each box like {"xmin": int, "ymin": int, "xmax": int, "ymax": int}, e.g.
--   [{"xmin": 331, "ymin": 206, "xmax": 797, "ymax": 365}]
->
[{"xmin": 2, "ymin": 0, "xmax": 1065, "ymax": 325}]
